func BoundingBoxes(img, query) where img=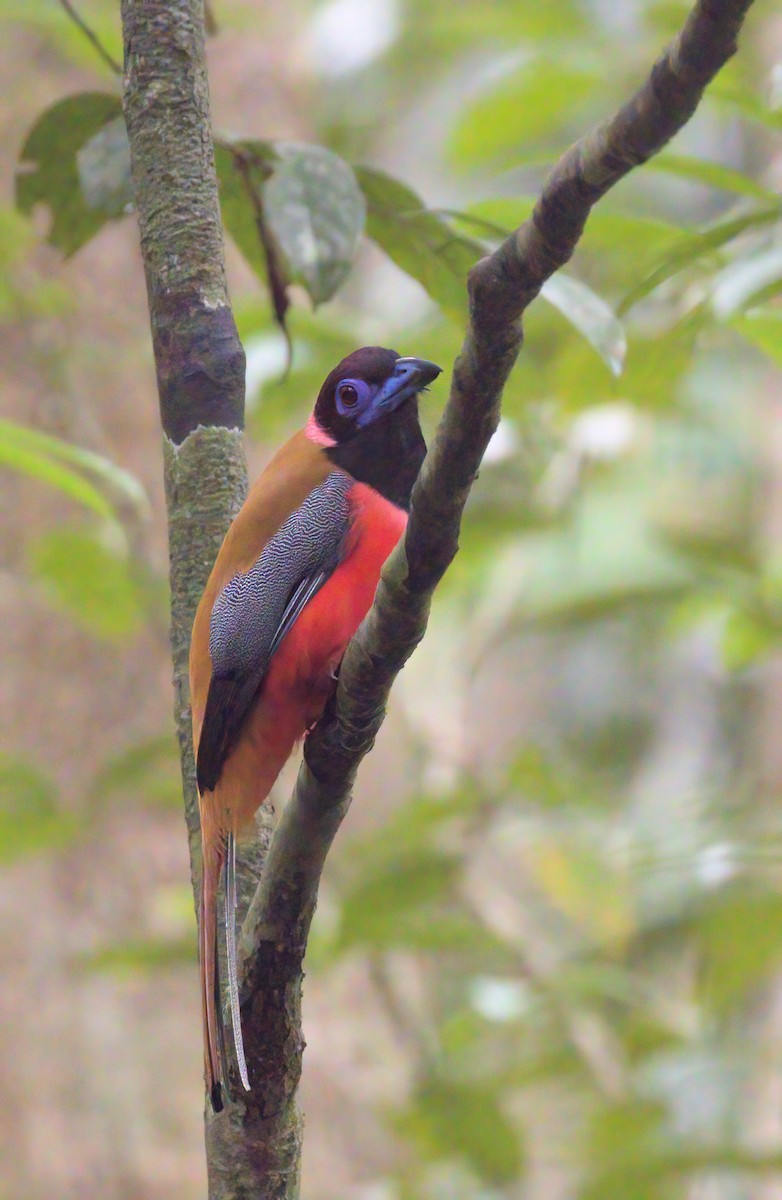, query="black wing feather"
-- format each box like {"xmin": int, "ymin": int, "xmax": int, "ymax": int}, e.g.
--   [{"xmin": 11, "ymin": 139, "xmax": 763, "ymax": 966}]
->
[
  {"xmin": 196, "ymin": 473, "xmax": 352, "ymax": 794},
  {"xmin": 268, "ymin": 570, "xmax": 329, "ymax": 658},
  {"xmin": 197, "ymin": 672, "xmax": 263, "ymax": 794}
]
